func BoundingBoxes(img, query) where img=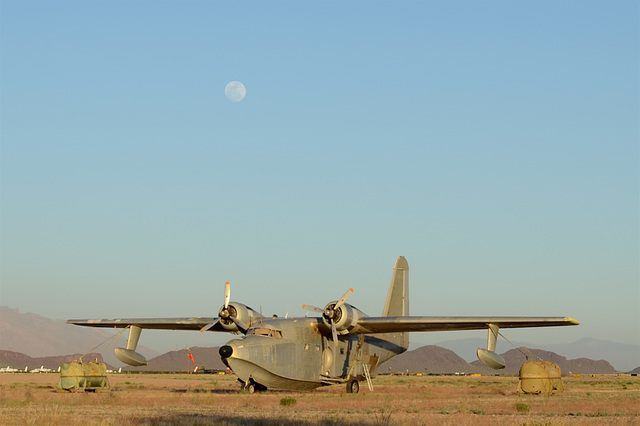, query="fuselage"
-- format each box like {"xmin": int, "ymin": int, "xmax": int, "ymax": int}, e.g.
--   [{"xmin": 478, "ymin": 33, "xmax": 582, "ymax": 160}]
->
[{"xmin": 219, "ymin": 317, "xmax": 407, "ymax": 390}]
